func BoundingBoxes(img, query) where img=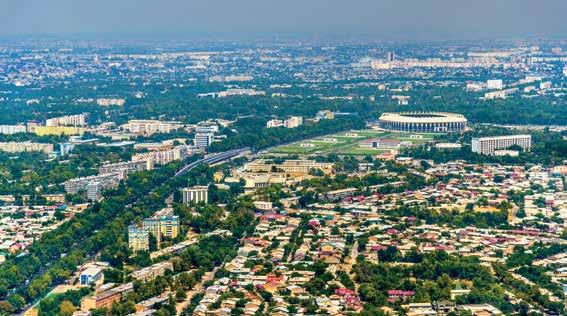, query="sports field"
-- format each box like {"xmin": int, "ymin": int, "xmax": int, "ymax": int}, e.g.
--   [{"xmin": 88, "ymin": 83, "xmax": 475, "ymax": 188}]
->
[{"xmin": 269, "ymin": 129, "xmax": 437, "ymax": 155}]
